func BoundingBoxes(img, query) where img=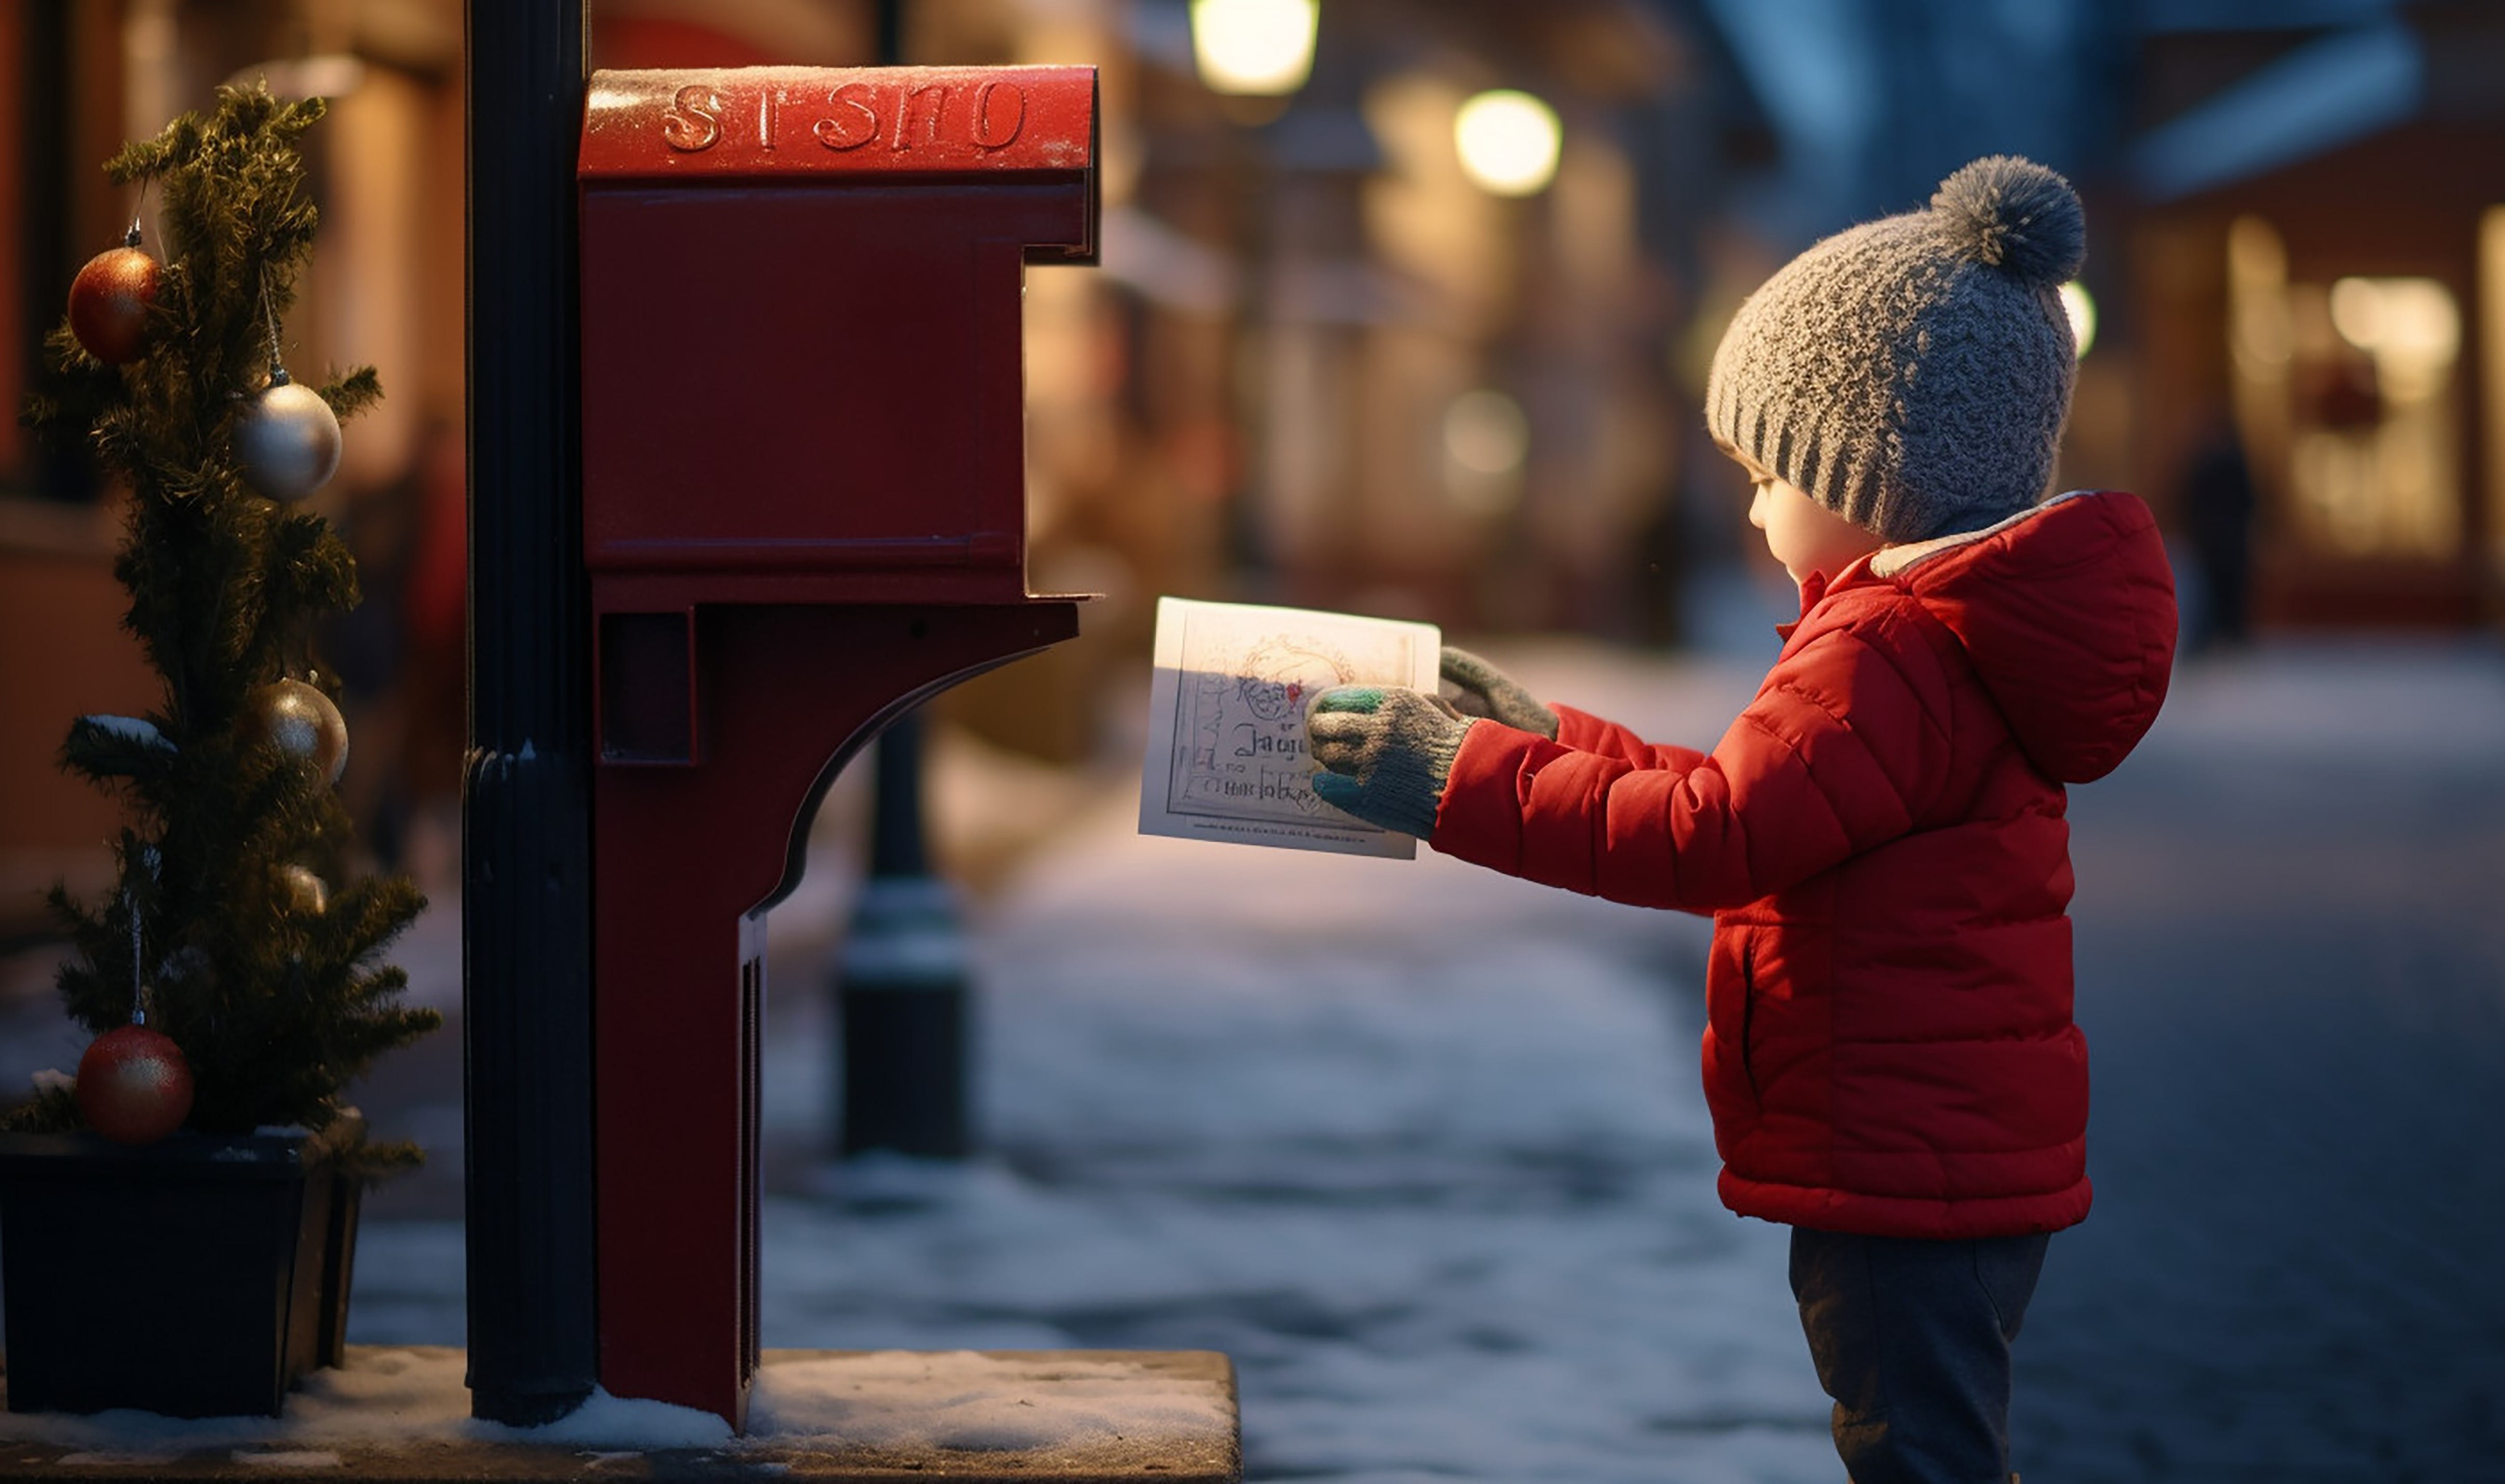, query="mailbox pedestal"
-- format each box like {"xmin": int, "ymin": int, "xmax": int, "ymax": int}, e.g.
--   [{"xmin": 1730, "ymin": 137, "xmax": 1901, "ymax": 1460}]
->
[{"xmin": 579, "ymin": 66, "xmax": 1097, "ymax": 1428}]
